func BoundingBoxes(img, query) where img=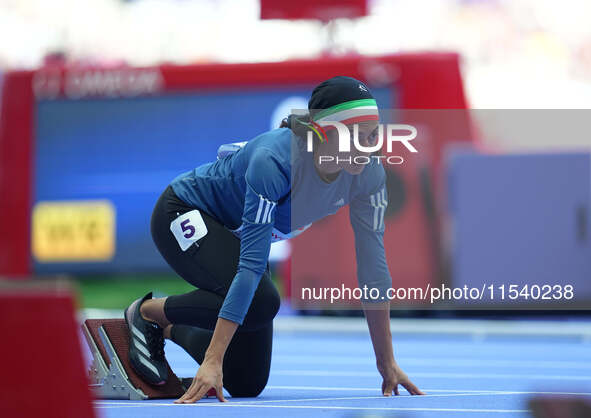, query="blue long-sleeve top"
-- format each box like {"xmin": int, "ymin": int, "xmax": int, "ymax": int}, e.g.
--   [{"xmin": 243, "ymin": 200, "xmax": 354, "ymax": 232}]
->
[{"xmin": 170, "ymin": 127, "xmax": 391, "ymax": 324}]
